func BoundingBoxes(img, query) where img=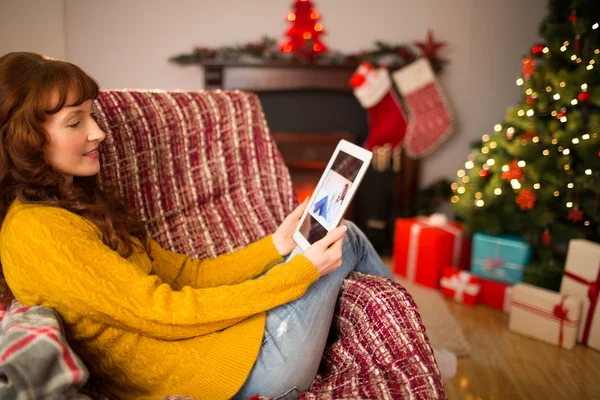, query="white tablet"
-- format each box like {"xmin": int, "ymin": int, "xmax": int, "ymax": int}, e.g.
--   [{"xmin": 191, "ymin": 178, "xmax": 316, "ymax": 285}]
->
[{"xmin": 293, "ymin": 140, "xmax": 373, "ymax": 252}]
